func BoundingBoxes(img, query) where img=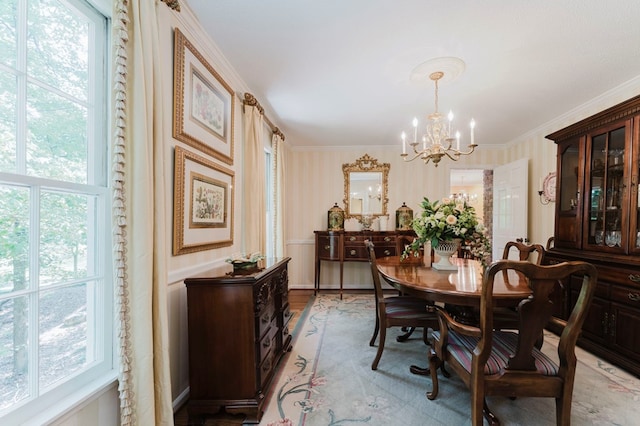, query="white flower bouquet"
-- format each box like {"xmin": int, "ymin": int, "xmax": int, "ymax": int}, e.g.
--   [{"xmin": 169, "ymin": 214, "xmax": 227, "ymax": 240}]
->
[{"xmin": 403, "ymin": 197, "xmax": 491, "ymax": 265}]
